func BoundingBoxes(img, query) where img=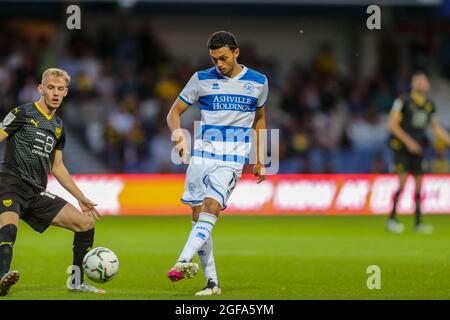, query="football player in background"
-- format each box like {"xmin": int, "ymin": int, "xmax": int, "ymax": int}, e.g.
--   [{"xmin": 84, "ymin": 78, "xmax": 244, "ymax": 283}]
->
[{"xmin": 387, "ymin": 71, "xmax": 450, "ymax": 234}]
